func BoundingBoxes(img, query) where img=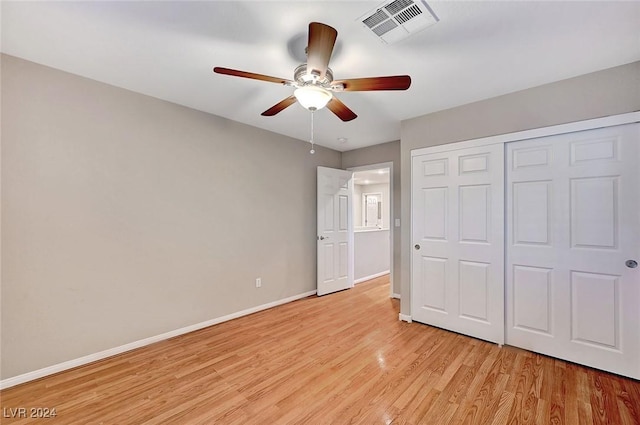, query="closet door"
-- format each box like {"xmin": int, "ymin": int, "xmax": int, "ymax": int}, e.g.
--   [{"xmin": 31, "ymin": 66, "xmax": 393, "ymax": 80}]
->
[
  {"xmin": 412, "ymin": 144, "xmax": 504, "ymax": 344},
  {"xmin": 506, "ymin": 123, "xmax": 640, "ymax": 379}
]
